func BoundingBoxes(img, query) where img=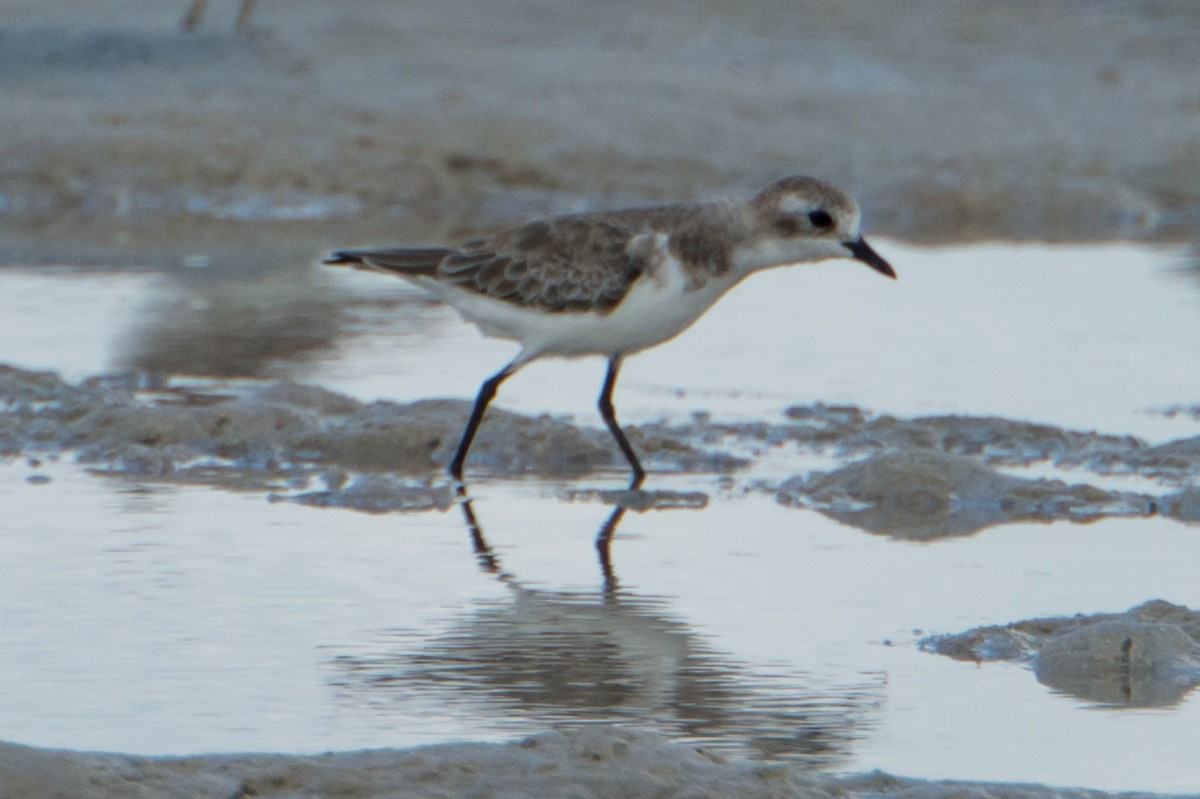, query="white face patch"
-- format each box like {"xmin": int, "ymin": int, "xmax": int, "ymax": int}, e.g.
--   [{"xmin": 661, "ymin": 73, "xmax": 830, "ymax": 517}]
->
[
  {"xmin": 778, "ymin": 194, "xmax": 820, "ymax": 216},
  {"xmin": 732, "ymin": 235, "xmax": 852, "ymax": 274}
]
